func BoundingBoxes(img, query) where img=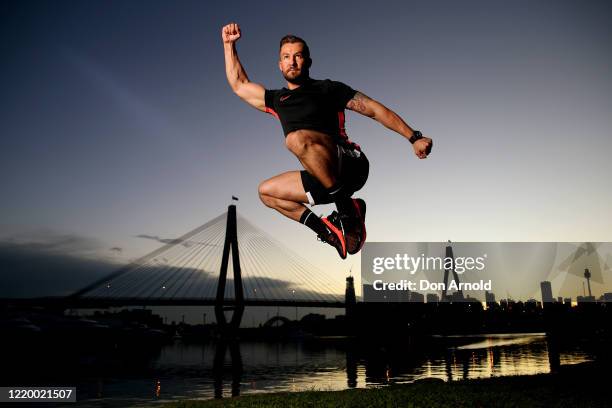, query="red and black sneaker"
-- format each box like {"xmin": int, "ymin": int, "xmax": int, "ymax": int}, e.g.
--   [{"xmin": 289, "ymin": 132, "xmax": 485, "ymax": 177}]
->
[
  {"xmin": 345, "ymin": 198, "xmax": 367, "ymax": 255},
  {"xmin": 319, "ymin": 212, "xmax": 347, "ymax": 259}
]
